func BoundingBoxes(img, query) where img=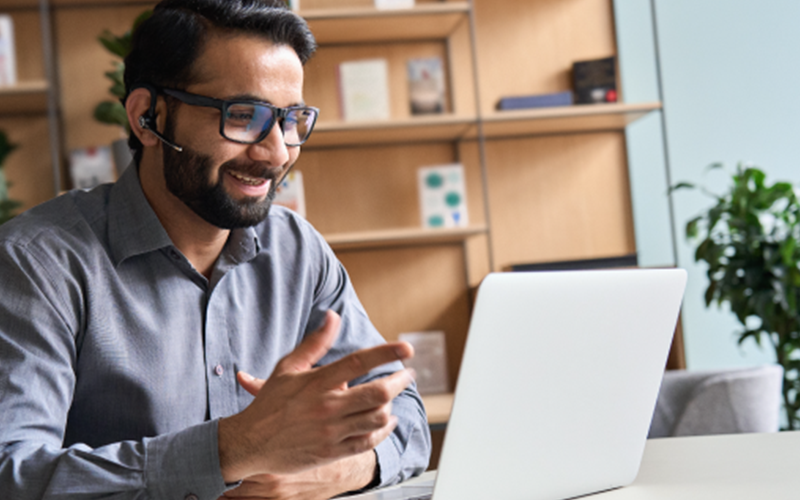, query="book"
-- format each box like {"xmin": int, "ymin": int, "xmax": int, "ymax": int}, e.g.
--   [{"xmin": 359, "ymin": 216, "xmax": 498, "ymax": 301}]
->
[
  {"xmin": 572, "ymin": 56, "xmax": 617, "ymax": 104},
  {"xmin": 69, "ymin": 146, "xmax": 115, "ymax": 190},
  {"xmin": 0, "ymin": 15, "xmax": 17, "ymax": 87},
  {"xmin": 496, "ymin": 90, "xmax": 573, "ymax": 110},
  {"xmin": 418, "ymin": 163, "xmax": 469, "ymax": 229},
  {"xmin": 375, "ymin": 0, "xmax": 414, "ymax": 10},
  {"xmin": 272, "ymin": 170, "xmax": 306, "ymax": 217},
  {"xmin": 287, "ymin": 0, "xmax": 300, "ymax": 11},
  {"xmin": 338, "ymin": 58, "xmax": 391, "ymax": 122},
  {"xmin": 407, "ymin": 57, "xmax": 446, "ymax": 115},
  {"xmin": 398, "ymin": 331, "xmax": 449, "ymax": 395}
]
